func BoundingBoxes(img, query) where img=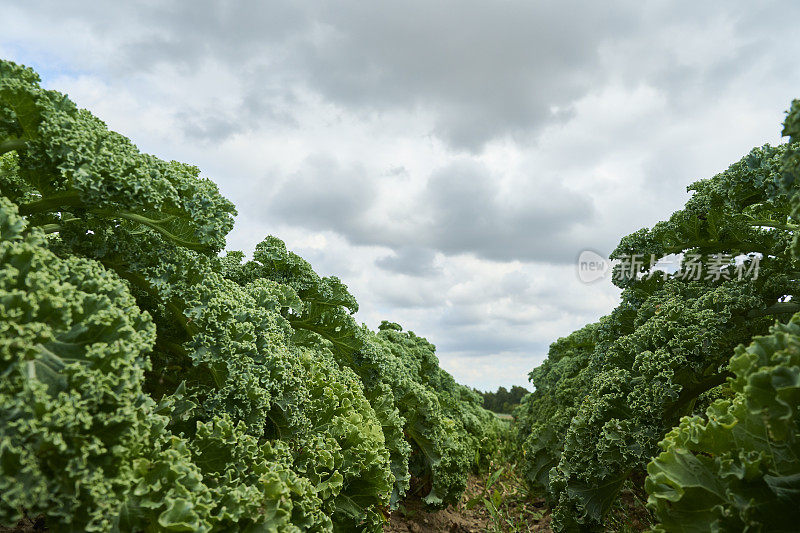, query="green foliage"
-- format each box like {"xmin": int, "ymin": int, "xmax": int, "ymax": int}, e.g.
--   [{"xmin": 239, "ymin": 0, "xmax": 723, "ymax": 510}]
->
[
  {"xmin": 476, "ymin": 385, "xmax": 529, "ymax": 414},
  {"xmin": 0, "ymin": 195, "xmax": 159, "ymax": 531},
  {"xmin": 370, "ymin": 326, "xmax": 507, "ymax": 509},
  {"xmin": 462, "ymin": 457, "xmax": 546, "ymax": 533},
  {"xmin": 611, "ymin": 143, "xmax": 795, "ymax": 287},
  {"xmin": 646, "ymin": 315, "xmax": 800, "ymax": 531},
  {"xmin": 516, "ymin": 112, "xmax": 800, "ymax": 531},
  {"xmin": 0, "ymin": 58, "xmax": 502, "ymax": 531},
  {"xmin": 0, "ymin": 60, "xmax": 236, "ymax": 253},
  {"xmin": 515, "ymin": 323, "xmax": 598, "ymax": 500},
  {"xmin": 220, "ymin": 239, "xmax": 414, "ymax": 507},
  {"xmin": 640, "ymin": 103, "xmax": 800, "ymax": 532},
  {"xmin": 221, "ymin": 242, "xmax": 507, "ymax": 511}
]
